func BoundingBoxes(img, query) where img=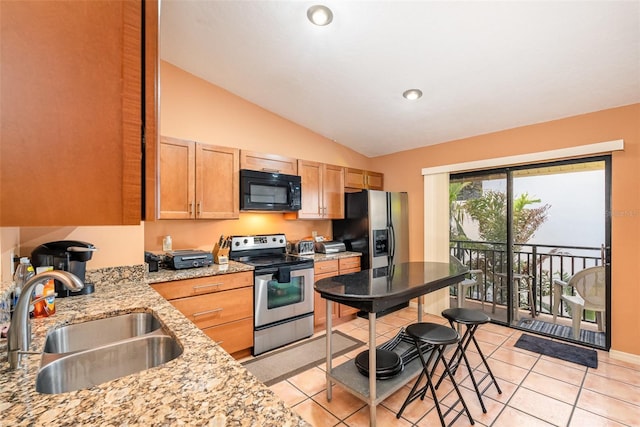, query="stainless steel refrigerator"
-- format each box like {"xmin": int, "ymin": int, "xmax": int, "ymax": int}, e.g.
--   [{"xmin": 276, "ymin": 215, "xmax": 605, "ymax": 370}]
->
[{"xmin": 332, "ymin": 190, "xmax": 409, "ymax": 270}]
